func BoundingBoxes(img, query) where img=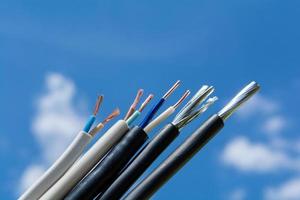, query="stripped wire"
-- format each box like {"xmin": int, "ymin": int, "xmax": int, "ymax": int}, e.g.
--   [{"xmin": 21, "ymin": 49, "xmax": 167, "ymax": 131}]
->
[
  {"xmin": 162, "ymin": 80, "xmax": 180, "ymax": 99},
  {"xmin": 124, "ymin": 89, "xmax": 144, "ymax": 120},
  {"xmin": 139, "ymin": 94, "xmax": 154, "ymax": 112},
  {"xmin": 83, "ymin": 95, "xmax": 104, "ymax": 132},
  {"xmin": 172, "ymin": 86, "xmax": 217, "ymax": 130},
  {"xmin": 173, "ymin": 90, "xmax": 191, "ymax": 109},
  {"xmin": 89, "ymin": 108, "xmax": 120, "ymax": 137},
  {"xmin": 218, "ymin": 81, "xmax": 260, "ymax": 121},
  {"xmin": 93, "ymin": 95, "xmax": 104, "ymax": 116},
  {"xmin": 143, "ymin": 90, "xmax": 190, "ymax": 133},
  {"xmin": 126, "ymin": 94, "xmax": 154, "ymax": 126},
  {"xmin": 174, "ymin": 97, "xmax": 218, "ymax": 129},
  {"xmin": 173, "ymin": 86, "xmax": 213, "ymax": 123},
  {"xmin": 139, "ymin": 81, "xmax": 181, "ymax": 128}
]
